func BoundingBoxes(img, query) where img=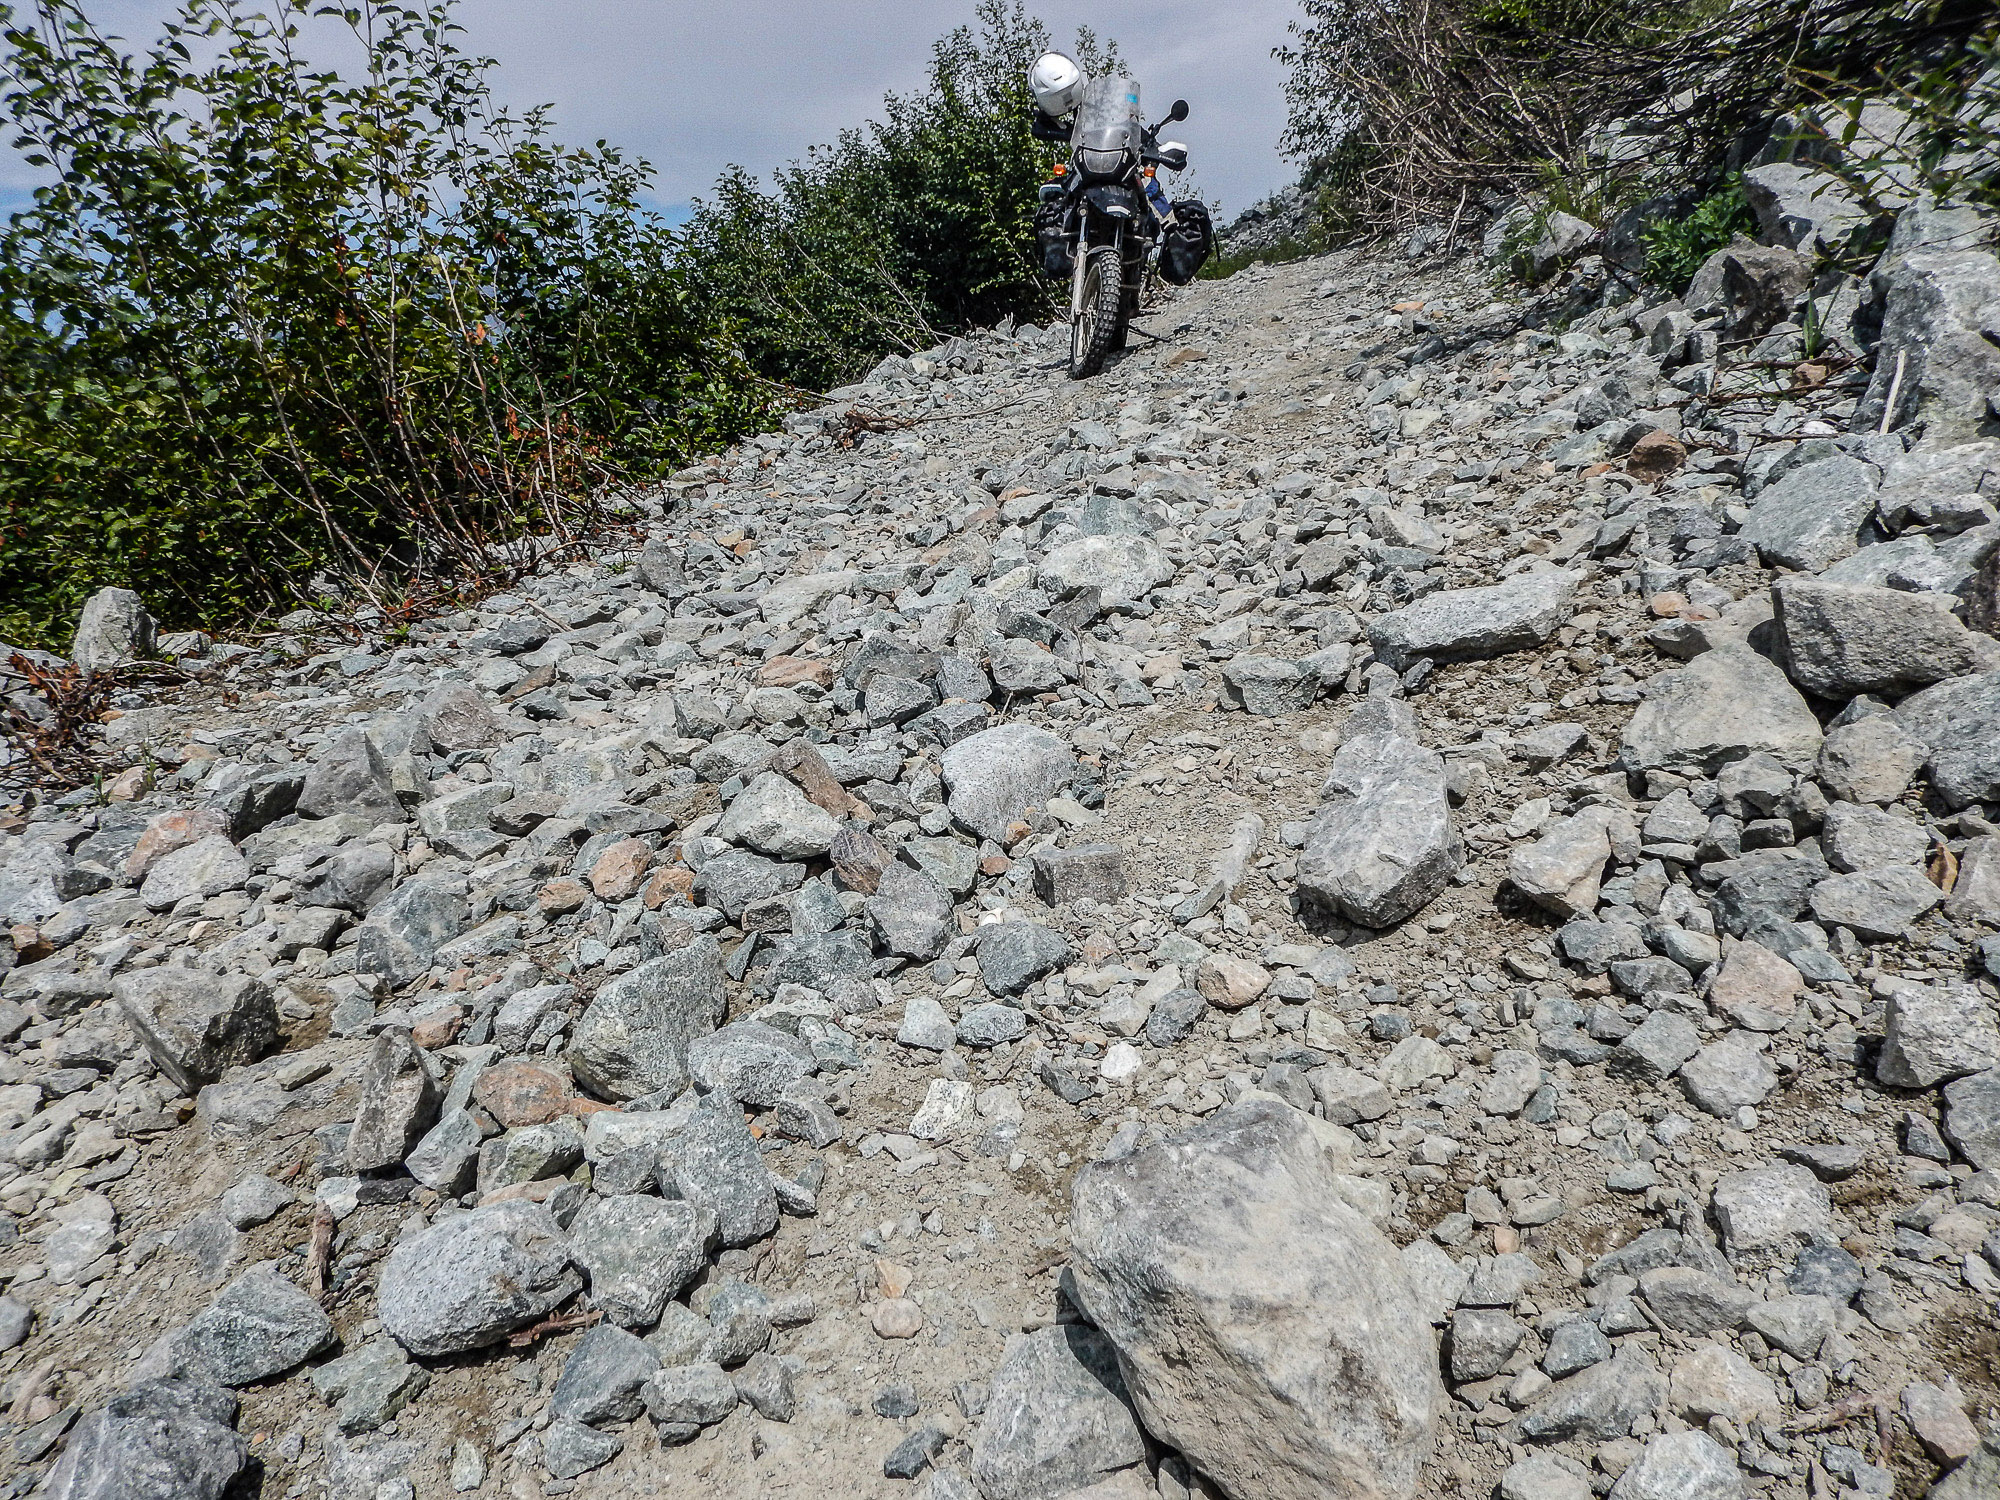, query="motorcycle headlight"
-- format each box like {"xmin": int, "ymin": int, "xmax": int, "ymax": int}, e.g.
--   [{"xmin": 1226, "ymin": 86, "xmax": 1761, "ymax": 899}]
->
[{"xmin": 1078, "ymin": 148, "xmax": 1126, "ymax": 177}]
